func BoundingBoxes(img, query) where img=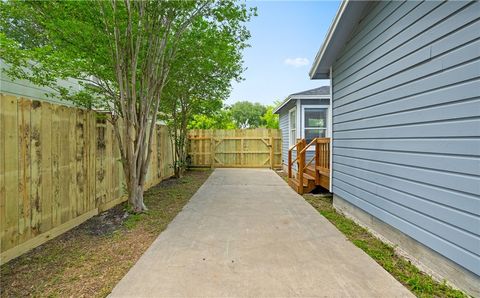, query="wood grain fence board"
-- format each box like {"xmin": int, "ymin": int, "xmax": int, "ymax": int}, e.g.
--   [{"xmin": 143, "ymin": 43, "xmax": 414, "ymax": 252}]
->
[
  {"xmin": 0, "ymin": 96, "xmax": 6, "ymax": 251},
  {"xmin": 3, "ymin": 95, "xmax": 19, "ymax": 251},
  {"xmin": 59, "ymin": 106, "xmax": 71, "ymax": 224},
  {"xmin": 40, "ymin": 102, "xmax": 53, "ymax": 233},
  {"xmin": 0, "ymin": 95, "xmax": 175, "ymax": 264},
  {"xmin": 68, "ymin": 106, "xmax": 77, "ymax": 220},
  {"xmin": 187, "ymin": 128, "xmax": 282, "ymax": 168},
  {"xmin": 30, "ymin": 100, "xmax": 42, "ymax": 237},
  {"xmin": 51, "ymin": 104, "xmax": 61, "ymax": 227},
  {"xmin": 18, "ymin": 99, "xmax": 32, "ymax": 244},
  {"xmin": 87, "ymin": 111, "xmax": 96, "ymax": 212}
]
